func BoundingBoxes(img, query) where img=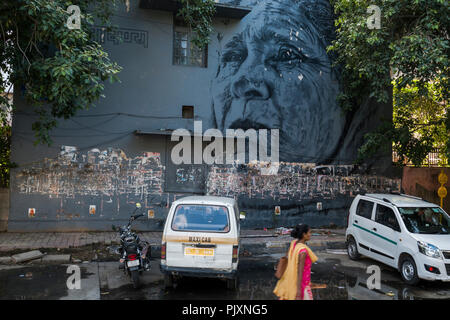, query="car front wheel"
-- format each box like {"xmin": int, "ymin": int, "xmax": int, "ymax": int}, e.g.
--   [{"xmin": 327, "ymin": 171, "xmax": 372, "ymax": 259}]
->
[
  {"xmin": 400, "ymin": 256, "xmax": 420, "ymax": 286},
  {"xmin": 347, "ymin": 237, "xmax": 360, "ymax": 261}
]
